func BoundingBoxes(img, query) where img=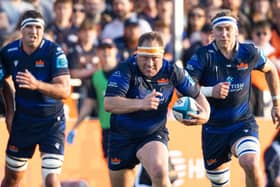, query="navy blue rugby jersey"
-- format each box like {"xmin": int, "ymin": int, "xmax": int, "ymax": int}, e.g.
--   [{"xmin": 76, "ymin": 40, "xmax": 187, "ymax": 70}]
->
[
  {"xmin": 105, "ymin": 56, "xmax": 200, "ymax": 137},
  {"xmin": 0, "ymin": 39, "xmax": 69, "ymax": 119},
  {"xmin": 186, "ymin": 42, "xmax": 266, "ymax": 126}
]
